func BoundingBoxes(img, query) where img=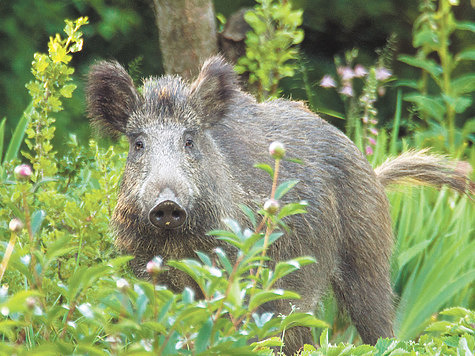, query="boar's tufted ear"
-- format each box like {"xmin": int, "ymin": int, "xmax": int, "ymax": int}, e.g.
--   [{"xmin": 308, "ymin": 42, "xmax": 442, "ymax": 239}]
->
[
  {"xmin": 189, "ymin": 56, "xmax": 238, "ymax": 127},
  {"xmin": 86, "ymin": 61, "xmax": 140, "ymax": 136}
]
